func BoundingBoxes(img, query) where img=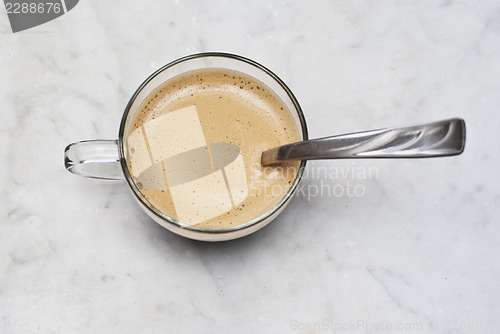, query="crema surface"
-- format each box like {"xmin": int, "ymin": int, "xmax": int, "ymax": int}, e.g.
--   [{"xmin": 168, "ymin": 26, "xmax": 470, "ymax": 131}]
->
[{"xmin": 126, "ymin": 69, "xmax": 300, "ymax": 229}]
